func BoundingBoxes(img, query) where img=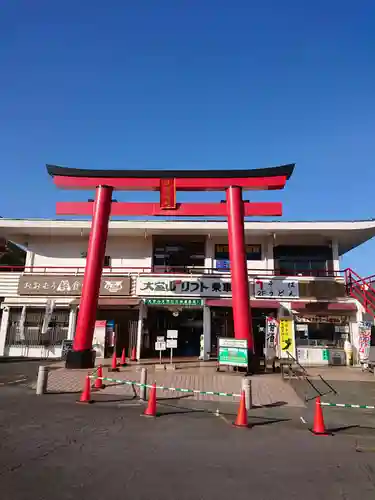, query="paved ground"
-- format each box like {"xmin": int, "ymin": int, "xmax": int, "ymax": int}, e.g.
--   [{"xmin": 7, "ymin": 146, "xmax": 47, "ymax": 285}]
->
[
  {"xmin": 0, "ymin": 359, "xmax": 53, "ymax": 387},
  {"xmin": 41, "ymin": 361, "xmax": 304, "ymax": 407},
  {"xmin": 1, "ymin": 381, "xmax": 375, "ymax": 500}
]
